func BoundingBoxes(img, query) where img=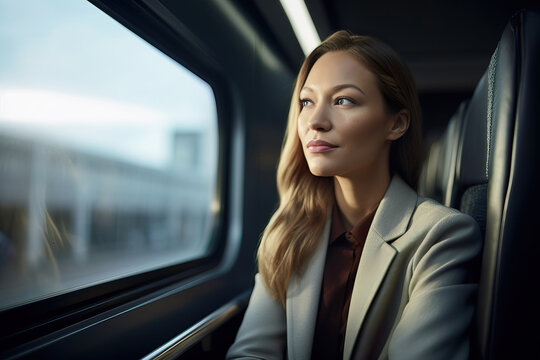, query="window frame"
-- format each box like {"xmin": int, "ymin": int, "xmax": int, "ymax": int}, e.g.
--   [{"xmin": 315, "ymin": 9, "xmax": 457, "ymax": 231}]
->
[{"xmin": 0, "ymin": 0, "xmax": 233, "ymax": 353}]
